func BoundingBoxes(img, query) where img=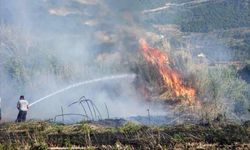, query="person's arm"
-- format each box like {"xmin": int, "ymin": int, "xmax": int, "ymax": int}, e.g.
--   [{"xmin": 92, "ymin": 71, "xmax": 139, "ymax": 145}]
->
[
  {"xmin": 26, "ymin": 101, "xmax": 29, "ymax": 110},
  {"xmin": 17, "ymin": 101, "xmax": 20, "ymax": 110}
]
